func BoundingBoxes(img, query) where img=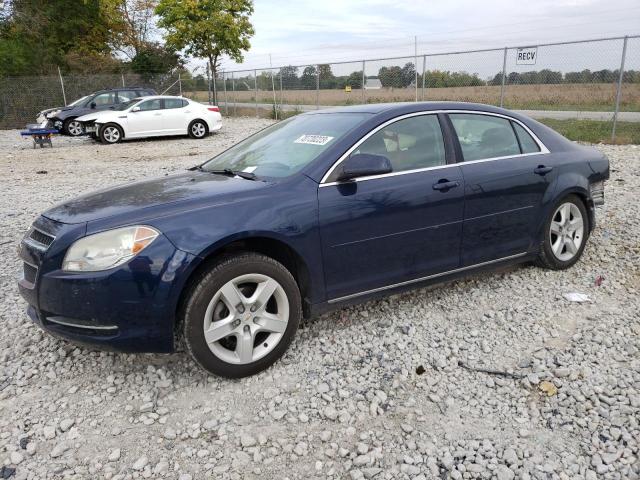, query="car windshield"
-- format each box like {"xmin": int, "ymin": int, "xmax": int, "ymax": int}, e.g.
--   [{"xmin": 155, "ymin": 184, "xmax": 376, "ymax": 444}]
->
[
  {"xmin": 202, "ymin": 113, "xmax": 371, "ymax": 178},
  {"xmin": 68, "ymin": 95, "xmax": 89, "ymax": 107},
  {"xmin": 114, "ymin": 99, "xmax": 141, "ymax": 111}
]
